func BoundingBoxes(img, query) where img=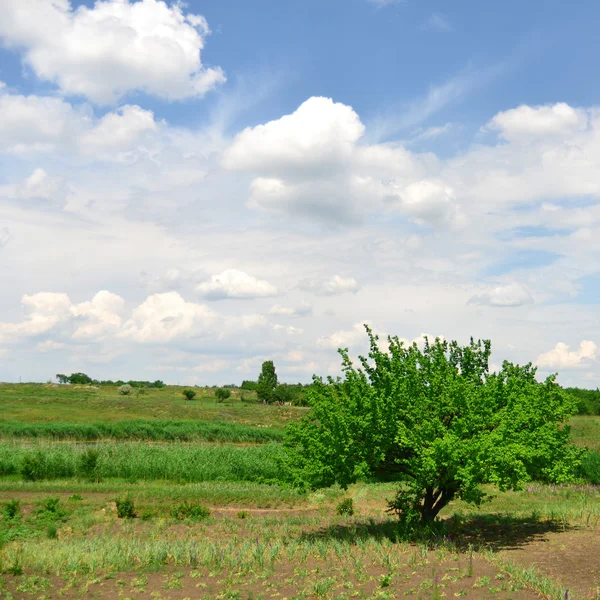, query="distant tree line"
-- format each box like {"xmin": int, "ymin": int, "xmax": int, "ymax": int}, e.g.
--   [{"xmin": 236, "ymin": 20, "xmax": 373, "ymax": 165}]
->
[
  {"xmin": 56, "ymin": 373, "xmax": 165, "ymax": 388},
  {"xmin": 565, "ymin": 387, "xmax": 600, "ymax": 415},
  {"xmin": 241, "ymin": 361, "xmax": 312, "ymax": 406}
]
